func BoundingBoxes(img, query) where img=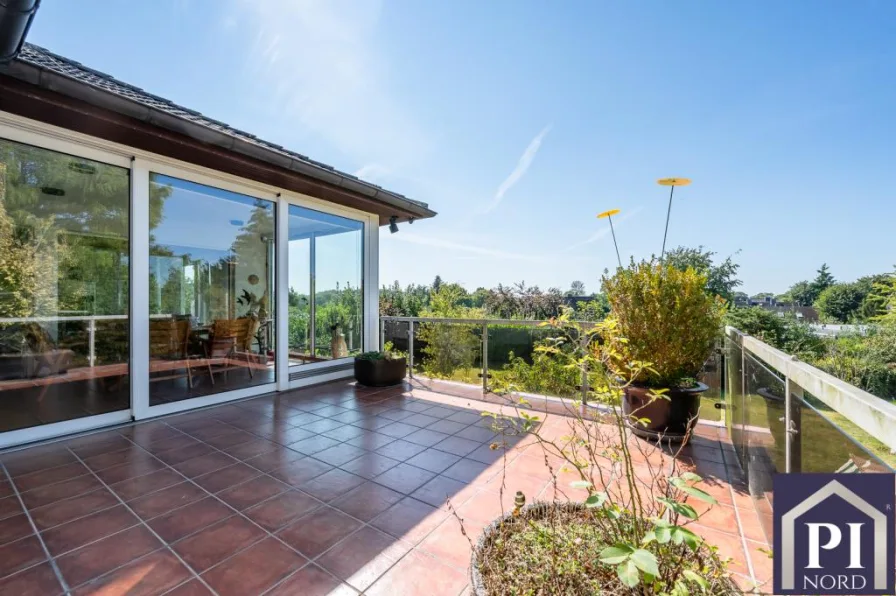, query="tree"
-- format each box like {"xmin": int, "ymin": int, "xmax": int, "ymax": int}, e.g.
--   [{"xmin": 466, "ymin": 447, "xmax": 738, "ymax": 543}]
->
[
  {"xmin": 809, "ymin": 263, "xmax": 835, "ymax": 303},
  {"xmin": 432, "ymin": 275, "xmax": 443, "ymax": 294},
  {"xmin": 568, "ymin": 280, "xmax": 586, "ymax": 296},
  {"xmin": 781, "ymin": 280, "xmax": 813, "ymax": 306},
  {"xmin": 815, "ymin": 283, "xmax": 865, "ymax": 323},
  {"xmin": 664, "ymin": 245, "xmax": 742, "ymax": 303}
]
